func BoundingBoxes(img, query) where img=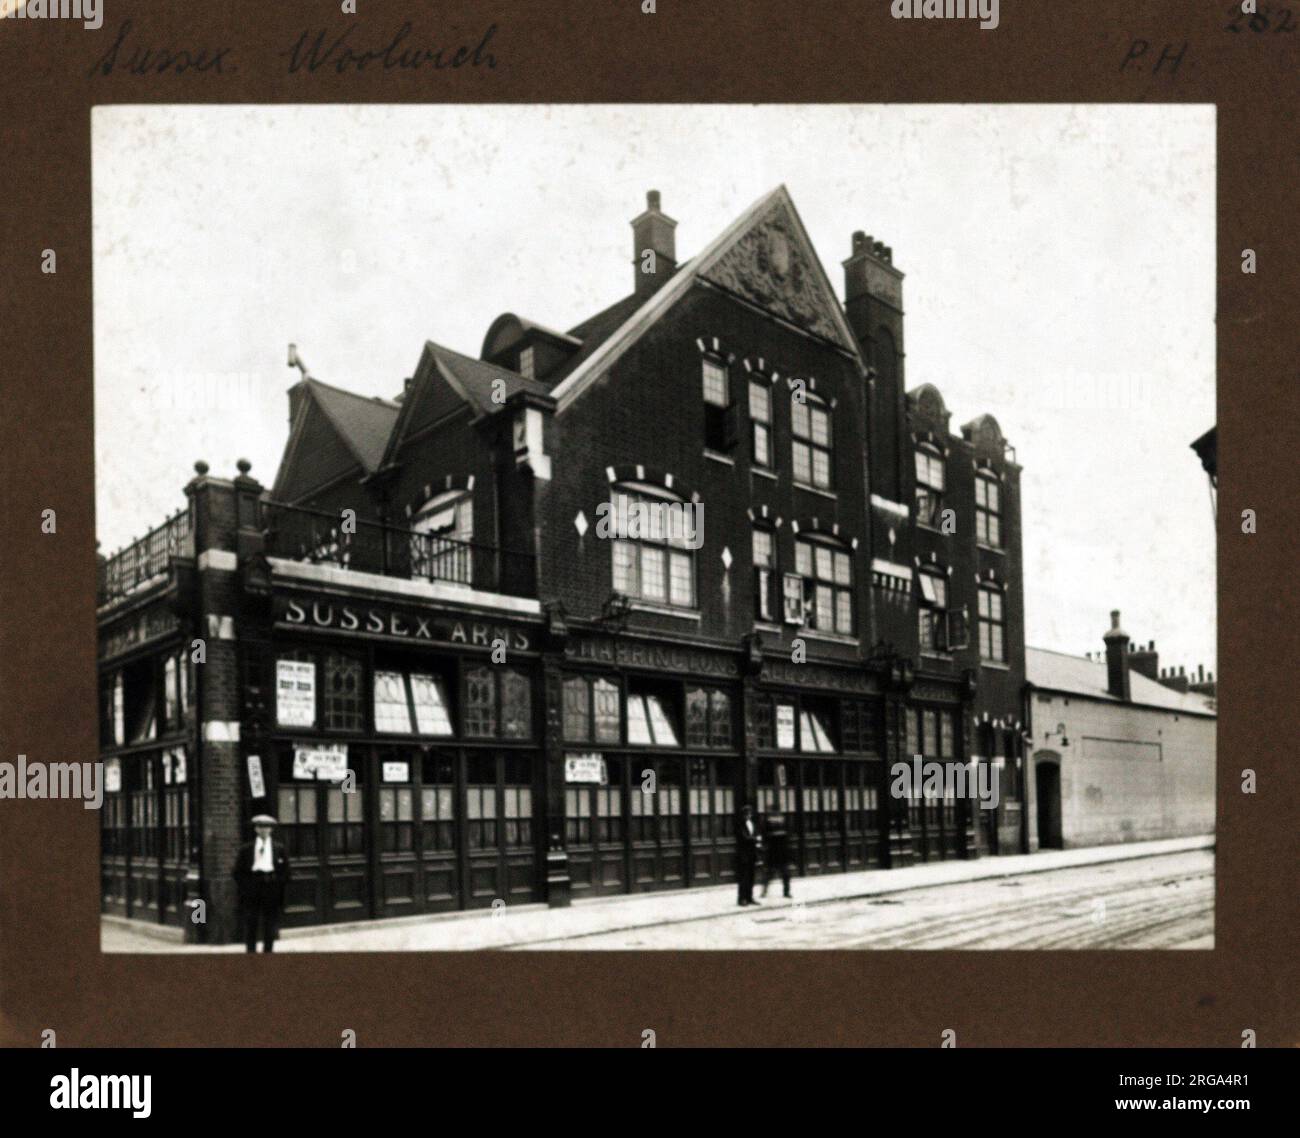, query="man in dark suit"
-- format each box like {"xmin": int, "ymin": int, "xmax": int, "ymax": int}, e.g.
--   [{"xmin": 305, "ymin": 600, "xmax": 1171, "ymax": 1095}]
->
[
  {"xmin": 736, "ymin": 804, "xmax": 761, "ymax": 906},
  {"xmin": 232, "ymin": 813, "xmax": 290, "ymax": 952},
  {"xmin": 761, "ymin": 801, "xmax": 792, "ymax": 899}
]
